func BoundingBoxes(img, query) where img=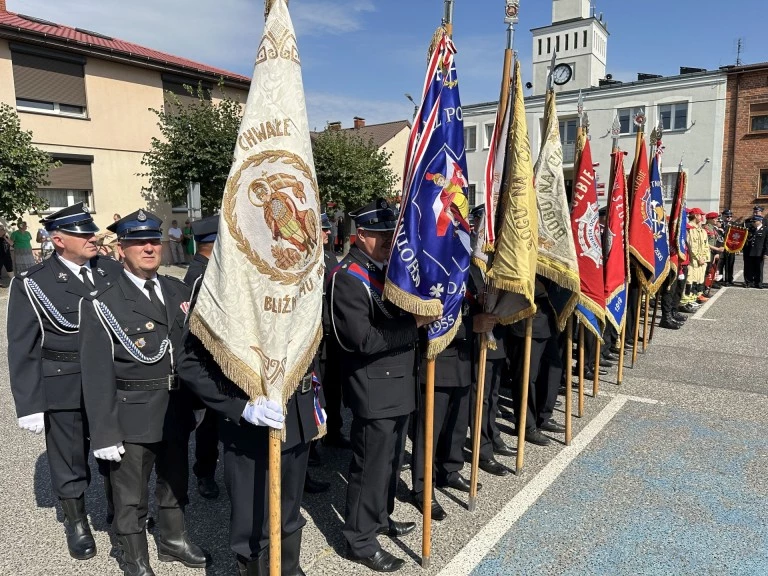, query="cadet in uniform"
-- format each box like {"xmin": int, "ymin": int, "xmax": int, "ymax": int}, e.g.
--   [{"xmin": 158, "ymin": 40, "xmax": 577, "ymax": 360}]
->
[
  {"xmin": 8, "ymin": 203, "xmax": 121, "ymax": 561},
  {"xmin": 719, "ymin": 209, "xmax": 736, "ymax": 285},
  {"xmin": 79, "ymin": 210, "xmax": 208, "ymax": 576},
  {"xmin": 744, "ymin": 214, "xmax": 768, "ymax": 288},
  {"xmin": 182, "ymin": 215, "xmax": 221, "ymax": 500},
  {"xmin": 329, "ymin": 198, "xmax": 434, "ymax": 572}
]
